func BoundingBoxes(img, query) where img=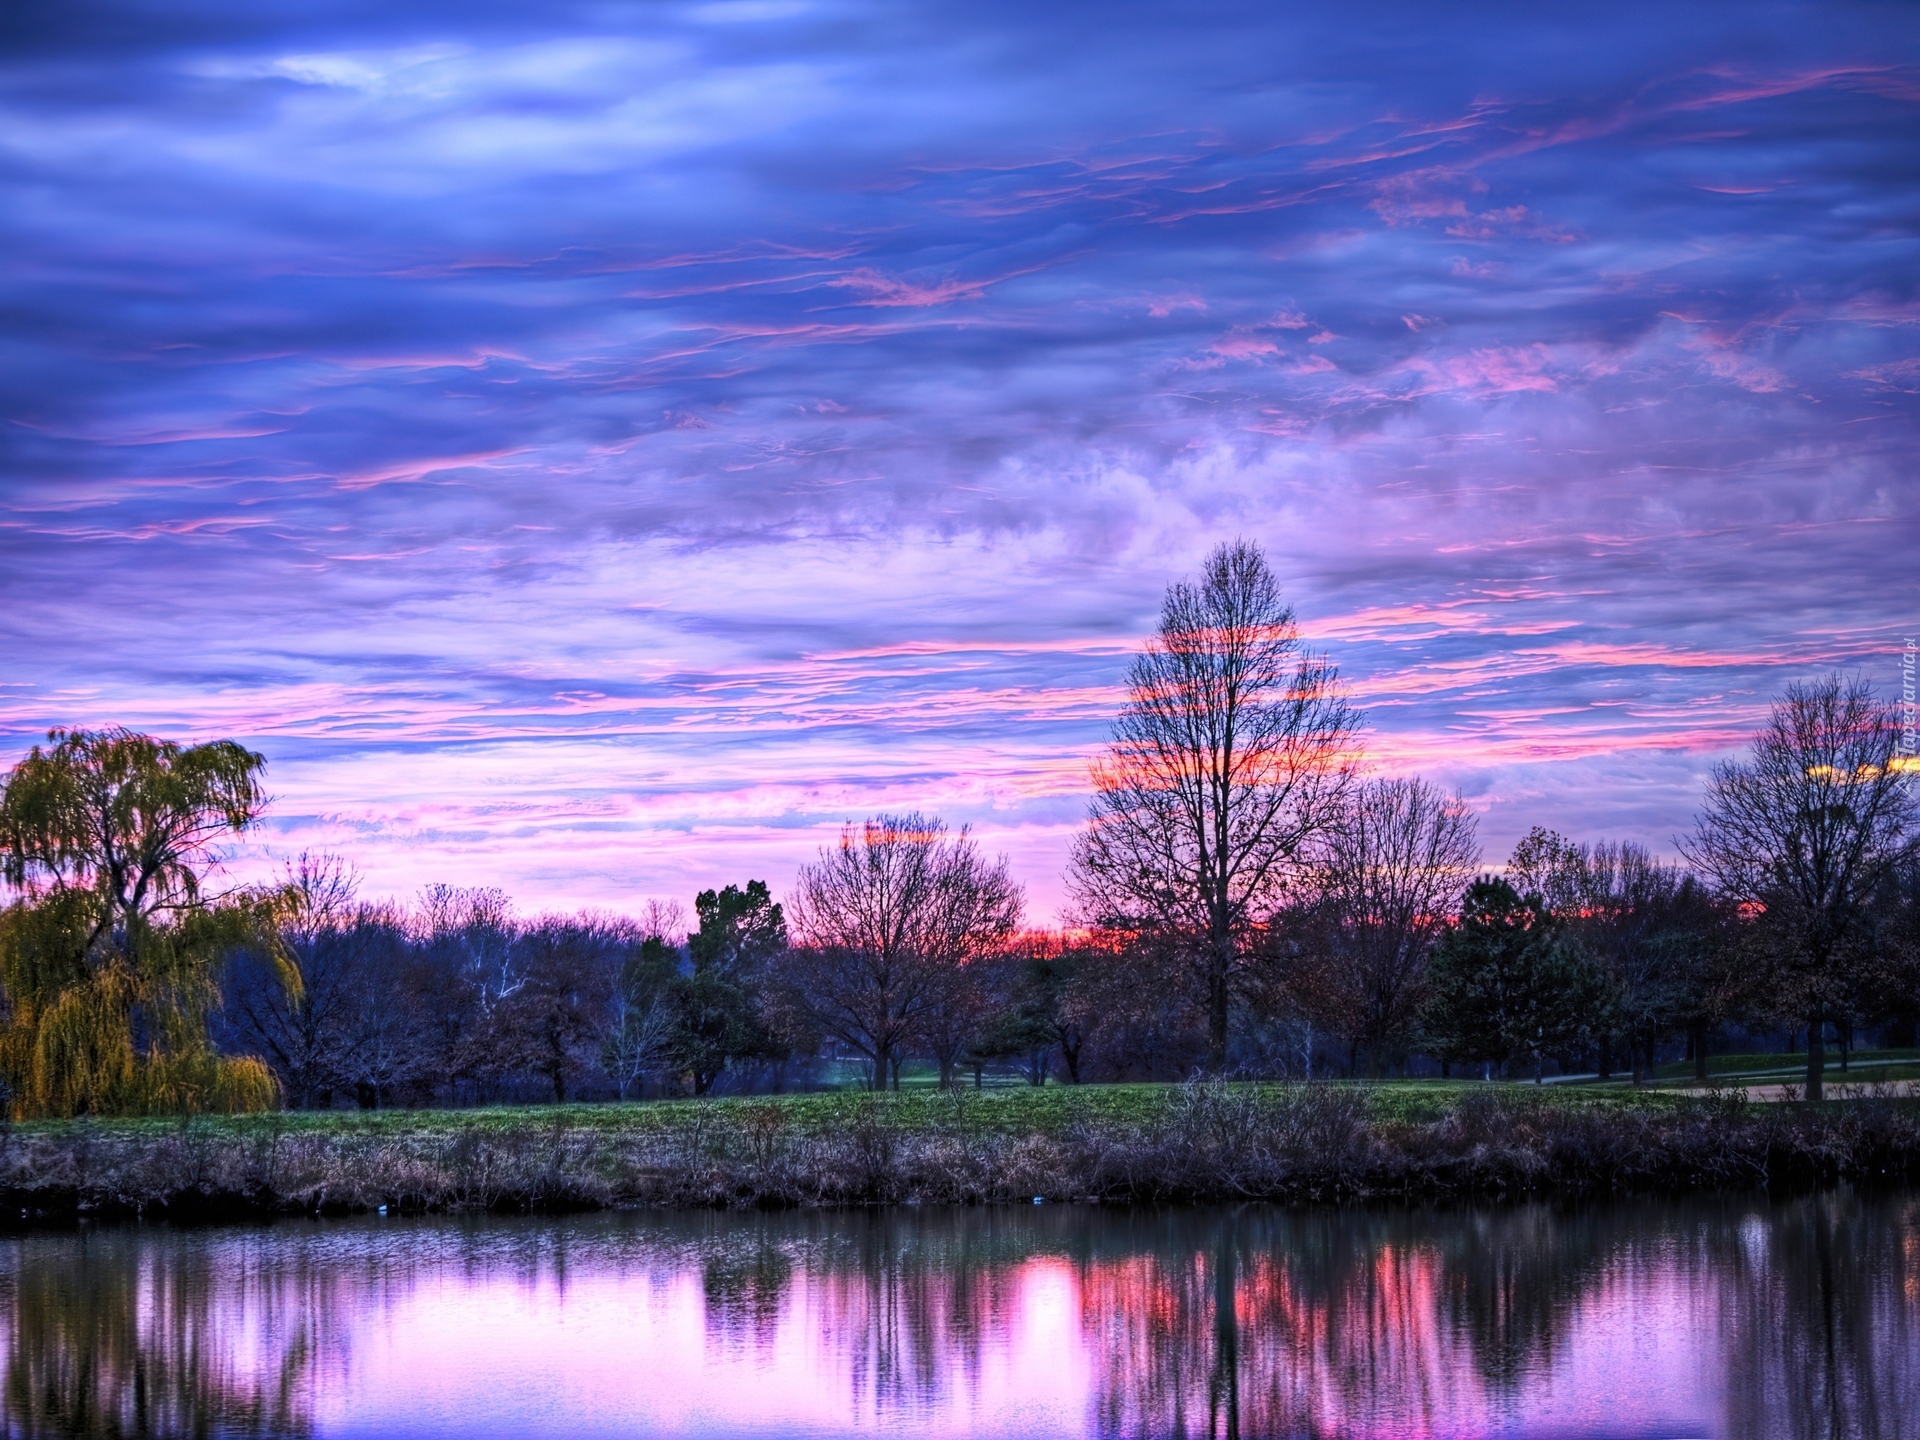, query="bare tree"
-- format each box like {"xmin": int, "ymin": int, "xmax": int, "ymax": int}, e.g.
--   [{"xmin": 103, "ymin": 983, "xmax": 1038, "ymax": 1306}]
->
[
  {"xmin": 1068, "ymin": 540, "xmax": 1360, "ymax": 1069},
  {"xmin": 603, "ymin": 982, "xmax": 675, "ymax": 1099},
  {"xmin": 784, "ymin": 814, "xmax": 1022, "ymax": 1091},
  {"xmin": 1295, "ymin": 778, "xmax": 1480, "ymax": 1076},
  {"xmin": 220, "ymin": 852, "xmax": 364, "ymax": 1107},
  {"xmin": 1682, "ymin": 674, "xmax": 1918, "ymax": 1099},
  {"xmin": 1506, "ymin": 826, "xmax": 1590, "ymax": 912},
  {"xmin": 336, "ymin": 902, "xmax": 430, "ymax": 1113},
  {"xmin": 418, "ymin": 884, "xmax": 519, "ymax": 1015},
  {"xmin": 915, "ymin": 954, "xmax": 1002, "ymax": 1090},
  {"xmin": 634, "ymin": 898, "xmax": 686, "ymax": 949},
  {"xmin": 600, "ymin": 902, "xmax": 682, "ymax": 1099}
]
